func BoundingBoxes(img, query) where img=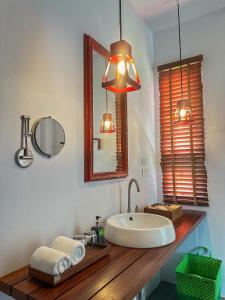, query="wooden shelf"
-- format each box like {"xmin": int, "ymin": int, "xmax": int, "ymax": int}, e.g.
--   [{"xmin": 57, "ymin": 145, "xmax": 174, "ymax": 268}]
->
[{"xmin": 0, "ymin": 210, "xmax": 206, "ymax": 300}]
